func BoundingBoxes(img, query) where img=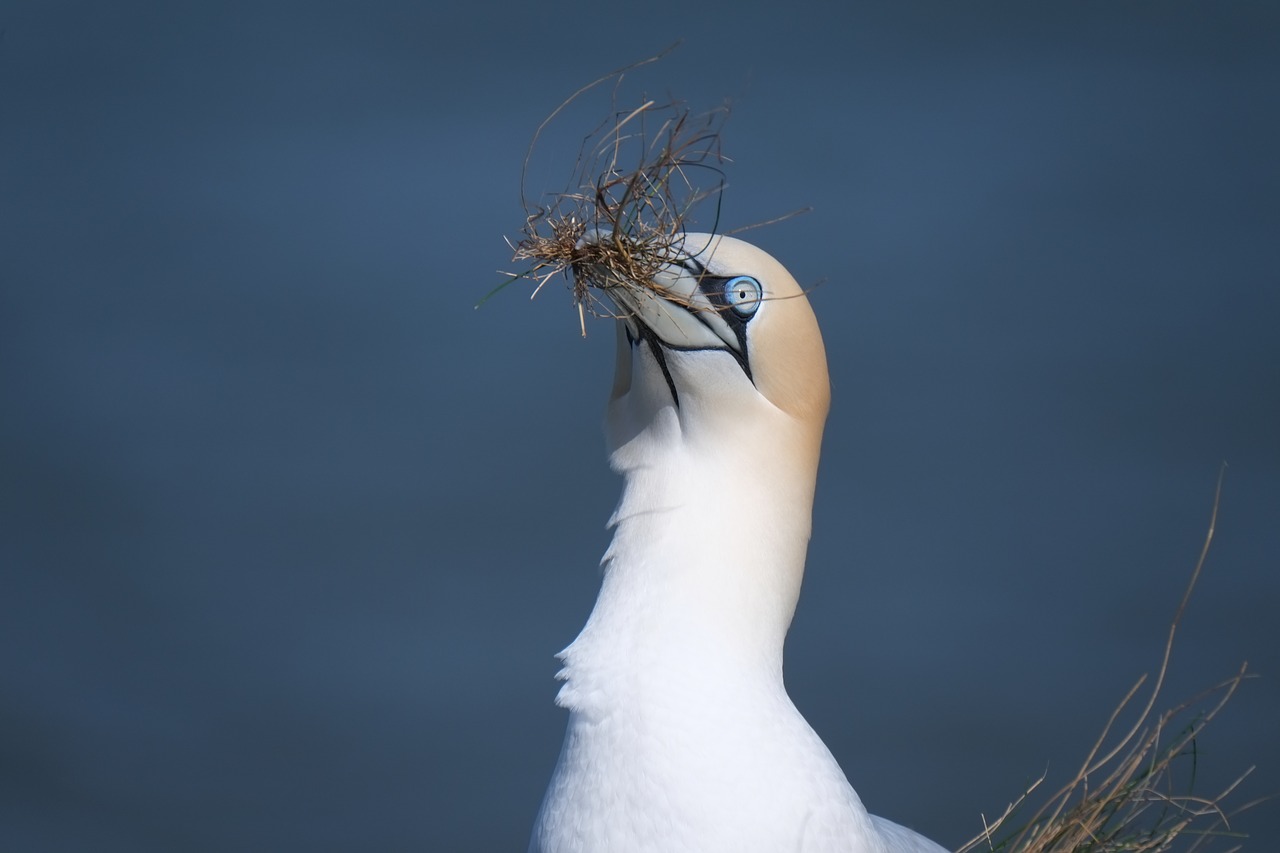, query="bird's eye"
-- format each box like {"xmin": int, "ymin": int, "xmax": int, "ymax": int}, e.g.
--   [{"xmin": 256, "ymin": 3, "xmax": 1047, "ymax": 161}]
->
[{"xmin": 723, "ymin": 276, "xmax": 762, "ymax": 318}]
